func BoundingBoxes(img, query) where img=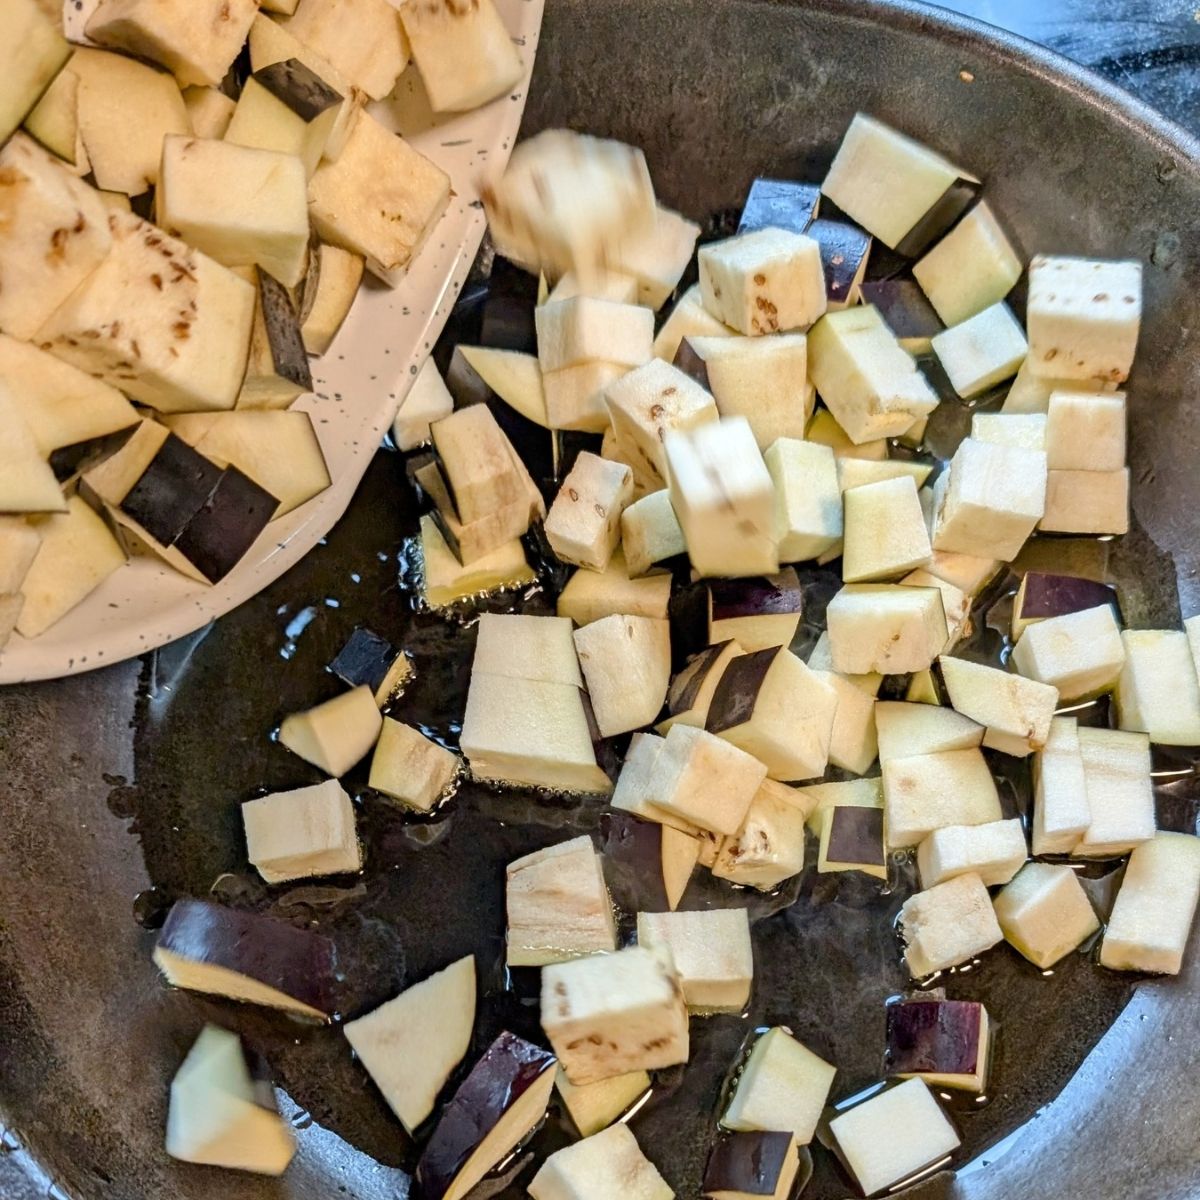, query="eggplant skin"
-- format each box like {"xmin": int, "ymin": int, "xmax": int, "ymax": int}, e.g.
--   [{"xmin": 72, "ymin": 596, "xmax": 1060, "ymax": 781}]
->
[
  {"xmin": 157, "ymin": 898, "xmax": 337, "ymax": 1015},
  {"xmin": 673, "ymin": 338, "xmax": 711, "ymax": 392},
  {"xmin": 884, "ymin": 999, "xmax": 983, "ymax": 1076},
  {"xmin": 670, "ymin": 640, "xmax": 735, "ymax": 715},
  {"xmin": 413, "ymin": 1032, "xmax": 556, "ymax": 1200},
  {"xmin": 598, "ymin": 810, "xmax": 669, "ymax": 912},
  {"xmin": 708, "ymin": 571, "xmax": 803, "ymax": 621},
  {"xmin": 1018, "ymin": 573, "xmax": 1120, "ymax": 622},
  {"xmin": 737, "ymin": 178, "xmax": 820, "ymax": 236},
  {"xmin": 705, "ymin": 647, "xmax": 779, "ymax": 735},
  {"xmin": 330, "ymin": 627, "xmax": 399, "ymax": 693},
  {"xmin": 703, "ymin": 1130, "xmax": 793, "ymax": 1196},
  {"xmin": 173, "ymin": 466, "xmax": 279, "ymax": 582},
  {"xmin": 826, "ymin": 805, "xmax": 886, "ymax": 867},
  {"xmin": 120, "ymin": 433, "xmax": 224, "ymax": 547}
]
